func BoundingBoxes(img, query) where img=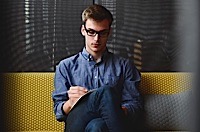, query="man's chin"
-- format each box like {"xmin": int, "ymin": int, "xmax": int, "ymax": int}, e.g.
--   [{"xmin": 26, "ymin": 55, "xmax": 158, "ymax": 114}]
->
[{"xmin": 91, "ymin": 47, "xmax": 100, "ymax": 51}]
